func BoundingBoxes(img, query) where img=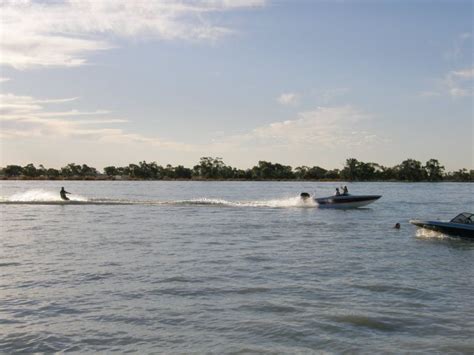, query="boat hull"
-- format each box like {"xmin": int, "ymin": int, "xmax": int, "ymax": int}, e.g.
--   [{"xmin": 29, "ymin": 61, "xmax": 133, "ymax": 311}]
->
[
  {"xmin": 410, "ymin": 220, "xmax": 474, "ymax": 239},
  {"xmin": 315, "ymin": 195, "xmax": 381, "ymax": 209}
]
